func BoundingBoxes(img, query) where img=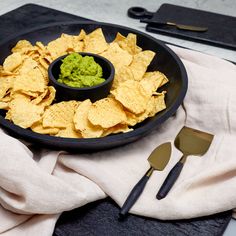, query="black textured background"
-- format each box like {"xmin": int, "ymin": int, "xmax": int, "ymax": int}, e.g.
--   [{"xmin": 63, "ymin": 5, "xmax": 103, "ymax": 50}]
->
[{"xmin": 0, "ymin": 4, "xmax": 232, "ymax": 236}]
